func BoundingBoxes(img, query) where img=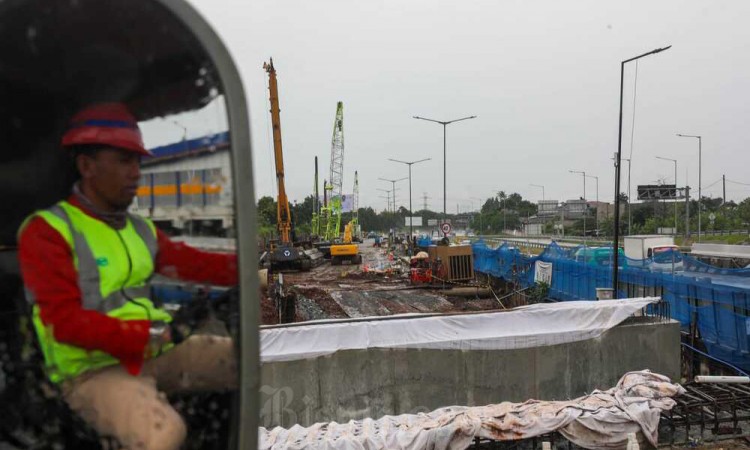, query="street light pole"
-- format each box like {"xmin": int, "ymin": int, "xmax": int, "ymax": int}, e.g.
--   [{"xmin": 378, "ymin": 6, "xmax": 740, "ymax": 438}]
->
[
  {"xmin": 677, "ymin": 134, "xmax": 702, "ymax": 242},
  {"xmin": 622, "ymin": 158, "xmax": 632, "ymax": 235},
  {"xmin": 569, "ymin": 170, "xmax": 587, "ymax": 239},
  {"xmin": 377, "ymin": 188, "xmax": 392, "ymax": 213},
  {"xmin": 413, "ymin": 115, "xmax": 477, "ymax": 223},
  {"xmin": 471, "ymin": 196, "xmax": 484, "ymax": 234},
  {"xmin": 379, "ymin": 177, "xmax": 407, "ymax": 213},
  {"xmin": 585, "ymin": 175, "xmax": 599, "ymax": 233},
  {"xmin": 530, "ymin": 184, "xmax": 545, "ymax": 201},
  {"xmin": 655, "ymin": 156, "xmax": 678, "ymax": 235},
  {"xmin": 389, "ymin": 158, "xmax": 430, "ymax": 255},
  {"xmin": 613, "ymin": 45, "xmax": 671, "ymax": 296}
]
